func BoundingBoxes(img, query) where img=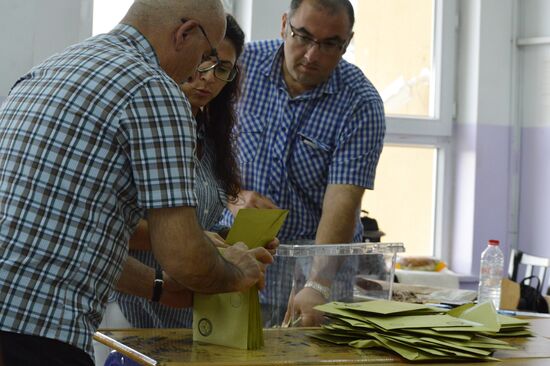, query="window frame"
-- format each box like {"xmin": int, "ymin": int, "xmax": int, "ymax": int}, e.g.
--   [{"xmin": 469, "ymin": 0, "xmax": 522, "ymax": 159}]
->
[
  {"xmin": 383, "ymin": 0, "xmax": 457, "ymax": 259},
  {"xmin": 384, "ymin": 0, "xmax": 457, "ymax": 135}
]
